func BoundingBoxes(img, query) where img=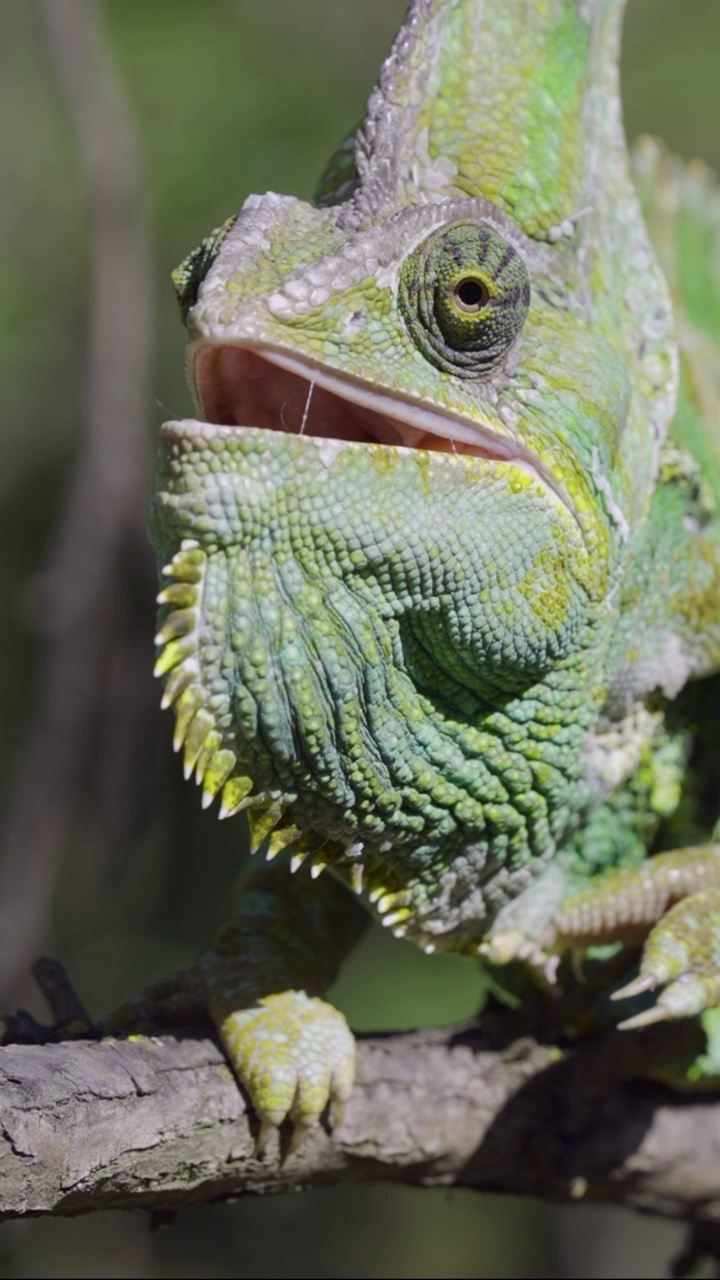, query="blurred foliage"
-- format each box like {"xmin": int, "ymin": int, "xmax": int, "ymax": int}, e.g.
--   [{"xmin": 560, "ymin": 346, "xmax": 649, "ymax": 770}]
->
[{"xmin": 0, "ymin": 1, "xmax": 718, "ymax": 1276}]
